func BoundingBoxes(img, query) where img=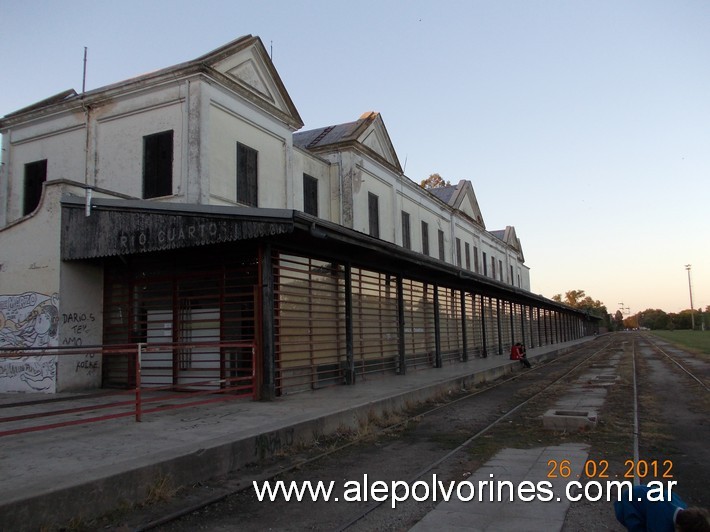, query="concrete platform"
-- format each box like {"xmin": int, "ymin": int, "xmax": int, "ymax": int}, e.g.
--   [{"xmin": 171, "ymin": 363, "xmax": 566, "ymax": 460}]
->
[{"xmin": 0, "ymin": 338, "xmax": 593, "ymax": 531}]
